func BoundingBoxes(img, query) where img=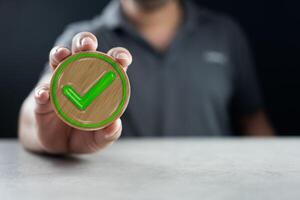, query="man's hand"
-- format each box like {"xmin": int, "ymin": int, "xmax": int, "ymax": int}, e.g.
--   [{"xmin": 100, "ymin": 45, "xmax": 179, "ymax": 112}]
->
[{"xmin": 19, "ymin": 32, "xmax": 132, "ymax": 154}]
